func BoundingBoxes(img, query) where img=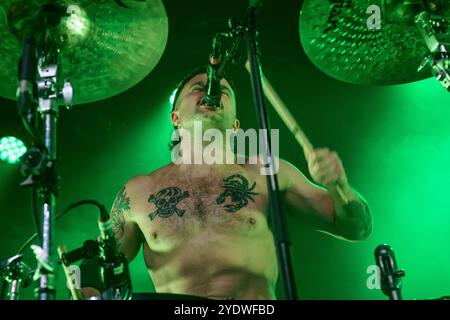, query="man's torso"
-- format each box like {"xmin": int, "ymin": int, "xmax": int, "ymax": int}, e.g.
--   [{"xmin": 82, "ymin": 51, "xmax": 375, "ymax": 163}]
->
[{"xmin": 127, "ymin": 162, "xmax": 282, "ymax": 299}]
